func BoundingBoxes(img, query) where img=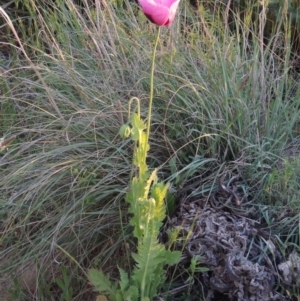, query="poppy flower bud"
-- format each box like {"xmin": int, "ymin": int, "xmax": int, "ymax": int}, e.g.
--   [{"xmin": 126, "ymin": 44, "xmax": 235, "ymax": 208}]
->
[{"xmin": 119, "ymin": 124, "xmax": 132, "ymax": 139}]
